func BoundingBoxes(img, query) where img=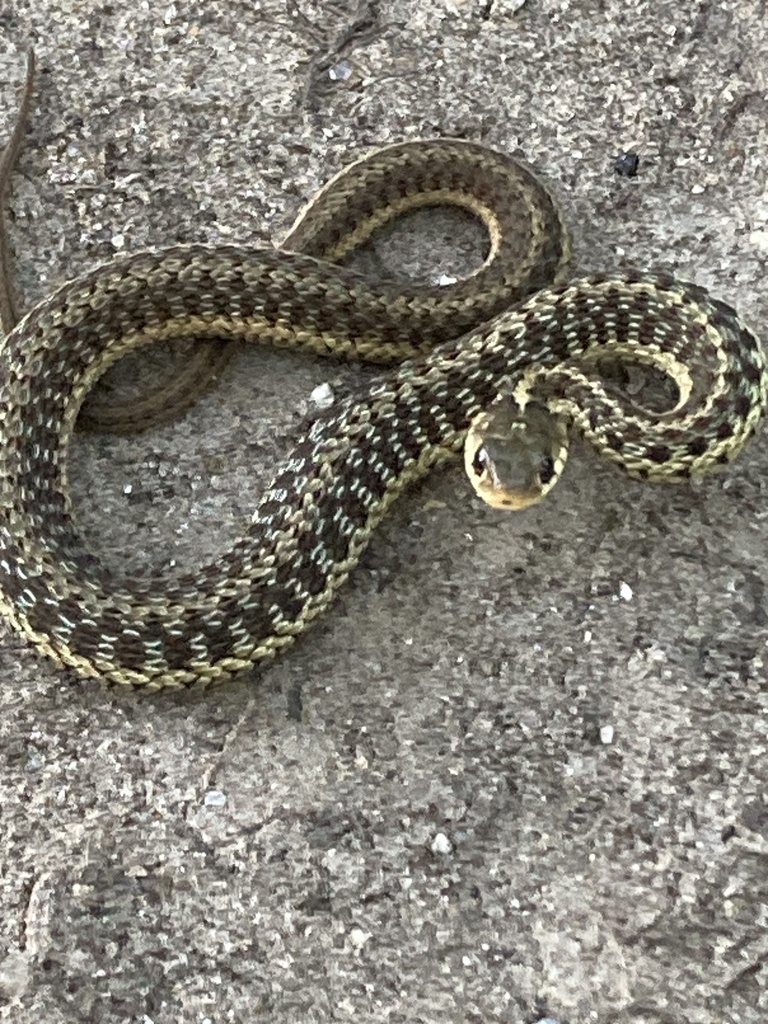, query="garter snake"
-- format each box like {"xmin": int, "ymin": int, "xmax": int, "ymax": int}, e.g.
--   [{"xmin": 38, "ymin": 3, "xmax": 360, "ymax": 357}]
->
[{"xmin": 0, "ymin": 53, "xmax": 765, "ymax": 690}]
